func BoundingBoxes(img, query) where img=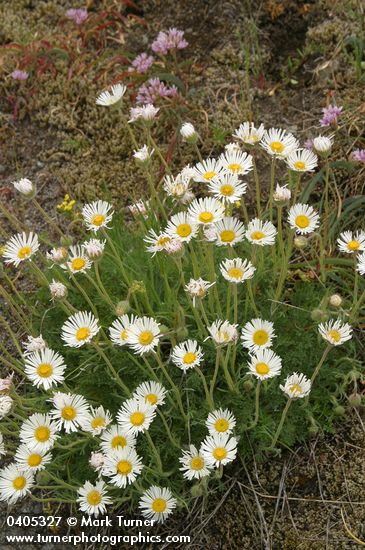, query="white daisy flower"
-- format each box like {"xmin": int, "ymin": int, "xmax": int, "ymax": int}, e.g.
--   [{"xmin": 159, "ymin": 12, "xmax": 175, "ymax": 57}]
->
[
  {"xmin": 133, "ymin": 144, "xmax": 154, "ymax": 163},
  {"xmin": 117, "ymin": 397, "xmax": 156, "ymax": 435},
  {"xmin": 77, "ymin": 480, "xmax": 112, "ymax": 517},
  {"xmin": 288, "ymin": 203, "xmax": 320, "ymax": 235},
  {"xmin": 213, "ymin": 217, "xmax": 246, "ymax": 247},
  {"xmin": 273, "ymin": 184, "xmax": 291, "ymax": 202},
  {"xmin": 337, "ymin": 230, "xmax": 365, "ymax": 254},
  {"xmin": 220, "ymin": 257, "xmax": 256, "ymax": 283},
  {"xmin": 163, "ymin": 174, "xmax": 190, "ymax": 200},
  {"xmin": 219, "ymin": 150, "xmax": 253, "ymax": 175},
  {"xmin": 192, "ymin": 158, "xmax": 225, "ymax": 183},
  {"xmin": 64, "ymin": 245, "xmax": 92, "ymax": 275},
  {"xmin": 133, "ymin": 380, "xmax": 167, "ymax": 407},
  {"xmin": 0, "ymin": 464, "xmax": 34, "ymax": 504},
  {"xmin": 24, "ymin": 348, "xmax": 66, "ymax": 390},
  {"xmin": 0, "ymin": 396, "xmax": 12, "ymax": 419},
  {"xmin": 261, "ymin": 128, "xmax": 299, "ymax": 158},
  {"xmin": 313, "ymin": 134, "xmax": 334, "ymax": 154},
  {"xmin": 139, "ymin": 486, "xmax": 177, "ymax": 524},
  {"xmin": 357, "ymin": 252, "xmax": 365, "ymax": 275},
  {"xmin": 165, "ymin": 212, "xmax": 198, "ymax": 243},
  {"xmin": 171, "ymin": 340, "xmax": 203, "ymax": 371},
  {"xmin": 102, "ymin": 447, "xmax": 143, "ymax": 488},
  {"xmin": 19, "ymin": 413, "xmax": 59, "ymax": 452},
  {"xmin": 207, "ymin": 173, "xmax": 247, "ymax": 203},
  {"xmin": 318, "ymin": 319, "xmax": 352, "ymax": 346},
  {"xmin": 109, "ymin": 314, "xmax": 137, "ymax": 347},
  {"xmin": 100, "ymin": 425, "xmax": 136, "ymax": 454},
  {"xmin": 184, "ymin": 278, "xmax": 215, "ymax": 306},
  {"xmin": 82, "ymin": 238, "xmax": 106, "ymax": 260},
  {"xmin": 82, "ymin": 200, "xmax": 113, "ymax": 232},
  {"xmin": 49, "ymin": 280, "xmax": 68, "ymax": 300},
  {"xmin": 80, "ymin": 406, "xmax": 112, "ymax": 435},
  {"xmin": 286, "ymin": 148, "xmax": 318, "ymax": 172},
  {"xmin": 127, "ymin": 316, "xmax": 161, "ymax": 355},
  {"xmin": 206, "ymin": 408, "xmax": 236, "ymax": 435},
  {"xmin": 187, "ymin": 197, "xmax": 225, "ymax": 225},
  {"xmin": 207, "ymin": 320, "xmax": 238, "ymax": 345},
  {"xmin": 241, "ymin": 318, "xmax": 275, "ymax": 351},
  {"xmin": 280, "ymin": 372, "xmax": 311, "ymax": 399},
  {"xmin": 22, "ymin": 335, "xmax": 46, "ymax": 356},
  {"xmin": 246, "ymin": 218, "xmax": 277, "ymax": 246},
  {"xmin": 200, "ymin": 433, "xmax": 238, "ymax": 468},
  {"xmin": 14, "ymin": 445, "xmax": 51, "ymax": 472},
  {"xmin": 96, "ymin": 83, "xmax": 126, "ymax": 106},
  {"xmin": 144, "ymin": 229, "xmax": 173, "ymax": 255},
  {"xmin": 49, "ymin": 392, "xmax": 90, "ymax": 434},
  {"xmin": 247, "ymin": 348, "xmax": 282, "ymax": 380},
  {"xmin": 233, "ymin": 122, "xmax": 265, "ymax": 145},
  {"xmin": 179, "ymin": 445, "xmax": 211, "ymax": 480},
  {"xmin": 2, "ymin": 232, "xmax": 40, "ymax": 267},
  {"xmin": 46, "ymin": 246, "xmax": 68, "ymax": 265},
  {"xmin": 129, "ymin": 104, "xmax": 159, "ymax": 123},
  {"xmin": 61, "ymin": 311, "xmax": 100, "ymax": 348},
  {"xmin": 12, "ymin": 178, "xmax": 35, "ymax": 196}
]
